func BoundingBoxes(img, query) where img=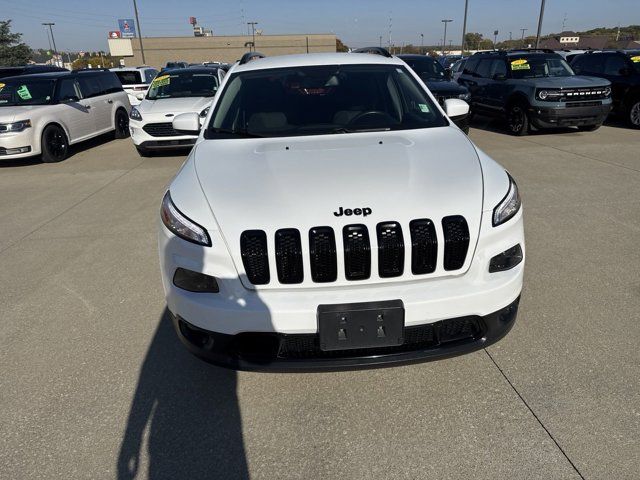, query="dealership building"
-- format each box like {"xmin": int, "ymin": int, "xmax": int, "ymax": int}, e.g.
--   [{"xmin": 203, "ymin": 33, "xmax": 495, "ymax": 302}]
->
[{"xmin": 108, "ymin": 33, "xmax": 337, "ymax": 67}]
